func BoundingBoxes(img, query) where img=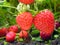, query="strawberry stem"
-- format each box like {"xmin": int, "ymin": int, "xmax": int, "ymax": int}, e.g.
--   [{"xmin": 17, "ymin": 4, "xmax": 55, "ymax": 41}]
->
[
  {"xmin": 0, "ymin": 37, "xmax": 5, "ymax": 39},
  {"xmin": 34, "ymin": 3, "xmax": 38, "ymax": 11}
]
